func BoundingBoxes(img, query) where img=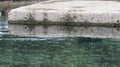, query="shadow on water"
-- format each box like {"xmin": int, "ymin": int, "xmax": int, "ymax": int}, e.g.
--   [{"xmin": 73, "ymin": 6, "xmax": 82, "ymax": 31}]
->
[{"xmin": 0, "ymin": 13, "xmax": 120, "ymax": 67}]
